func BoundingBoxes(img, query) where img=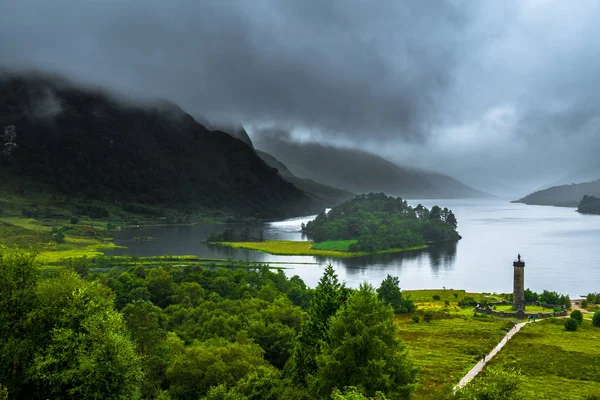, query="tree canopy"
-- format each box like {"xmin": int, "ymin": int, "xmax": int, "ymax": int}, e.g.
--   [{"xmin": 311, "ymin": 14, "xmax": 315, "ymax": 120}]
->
[{"xmin": 302, "ymin": 193, "xmax": 460, "ymax": 252}]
